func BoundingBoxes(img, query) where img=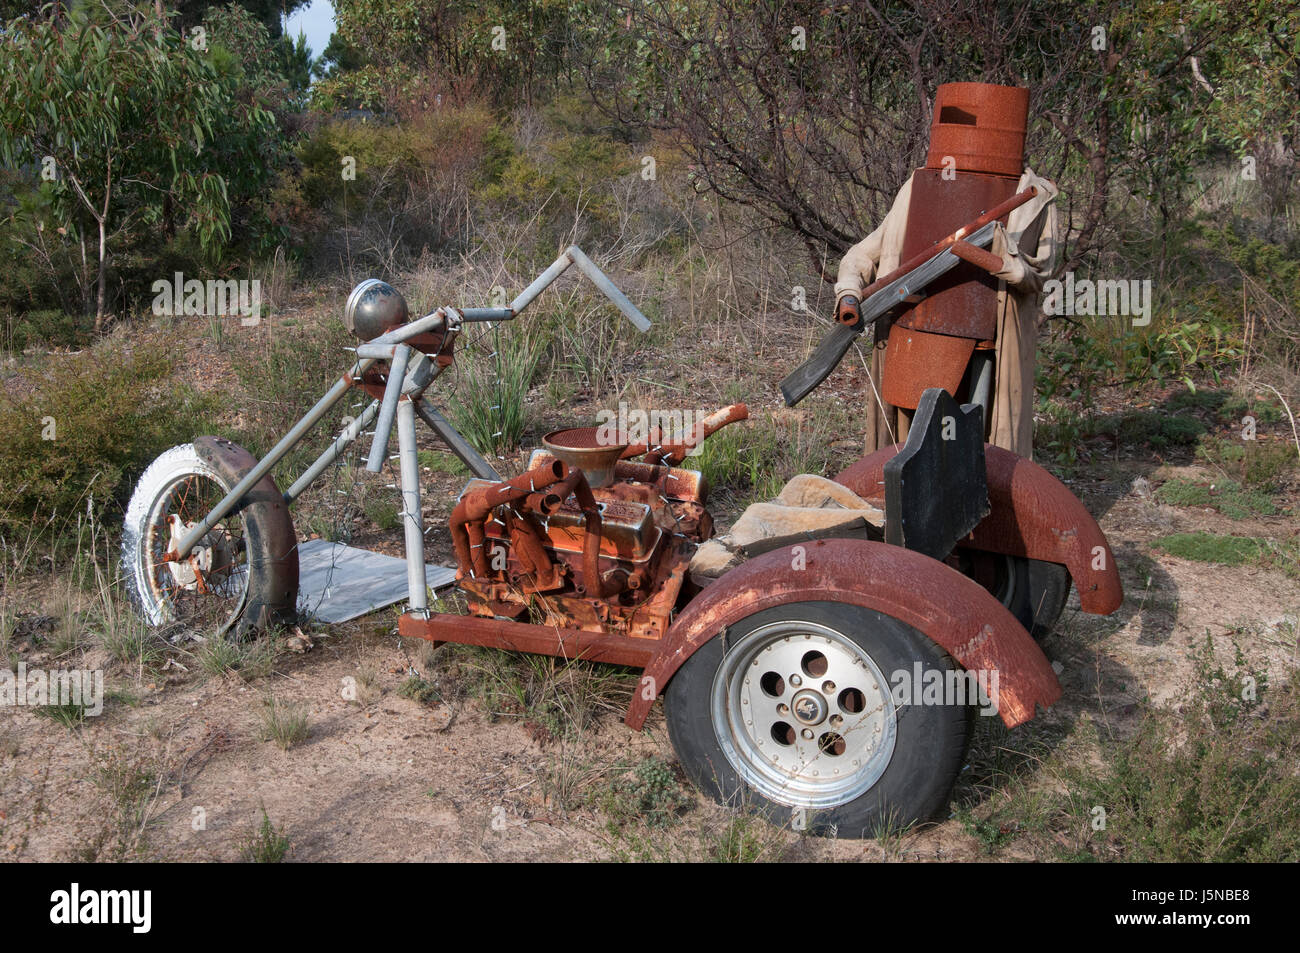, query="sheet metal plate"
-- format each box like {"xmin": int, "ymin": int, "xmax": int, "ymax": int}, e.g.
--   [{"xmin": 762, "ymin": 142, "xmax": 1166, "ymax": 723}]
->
[{"xmin": 297, "ymin": 539, "xmax": 457, "ymax": 623}]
